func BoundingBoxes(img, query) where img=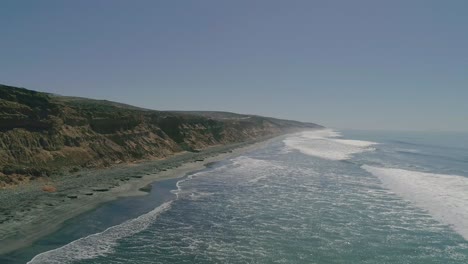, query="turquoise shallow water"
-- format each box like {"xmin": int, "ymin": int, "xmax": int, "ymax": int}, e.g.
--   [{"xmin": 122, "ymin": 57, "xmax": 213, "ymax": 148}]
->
[{"xmin": 8, "ymin": 130, "xmax": 468, "ymax": 263}]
